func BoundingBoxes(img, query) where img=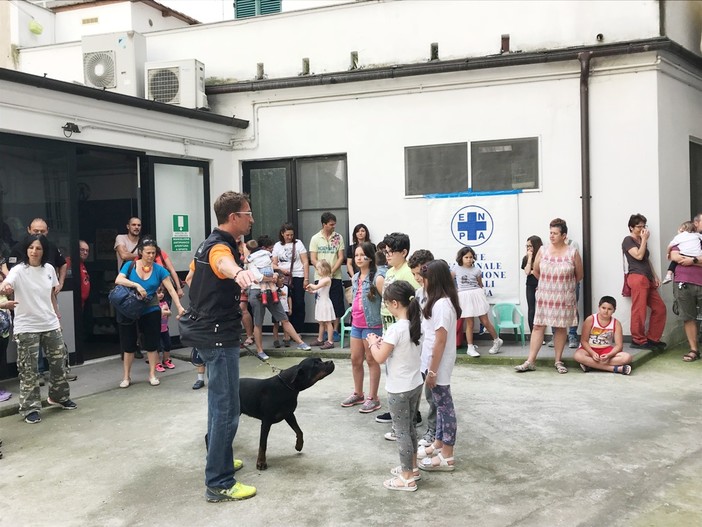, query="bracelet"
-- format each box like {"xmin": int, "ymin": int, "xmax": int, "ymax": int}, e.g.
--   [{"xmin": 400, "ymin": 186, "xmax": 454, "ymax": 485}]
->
[
  {"xmin": 234, "ymin": 269, "xmax": 244, "ymax": 279},
  {"xmin": 427, "ymin": 370, "xmax": 437, "ymax": 378}
]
